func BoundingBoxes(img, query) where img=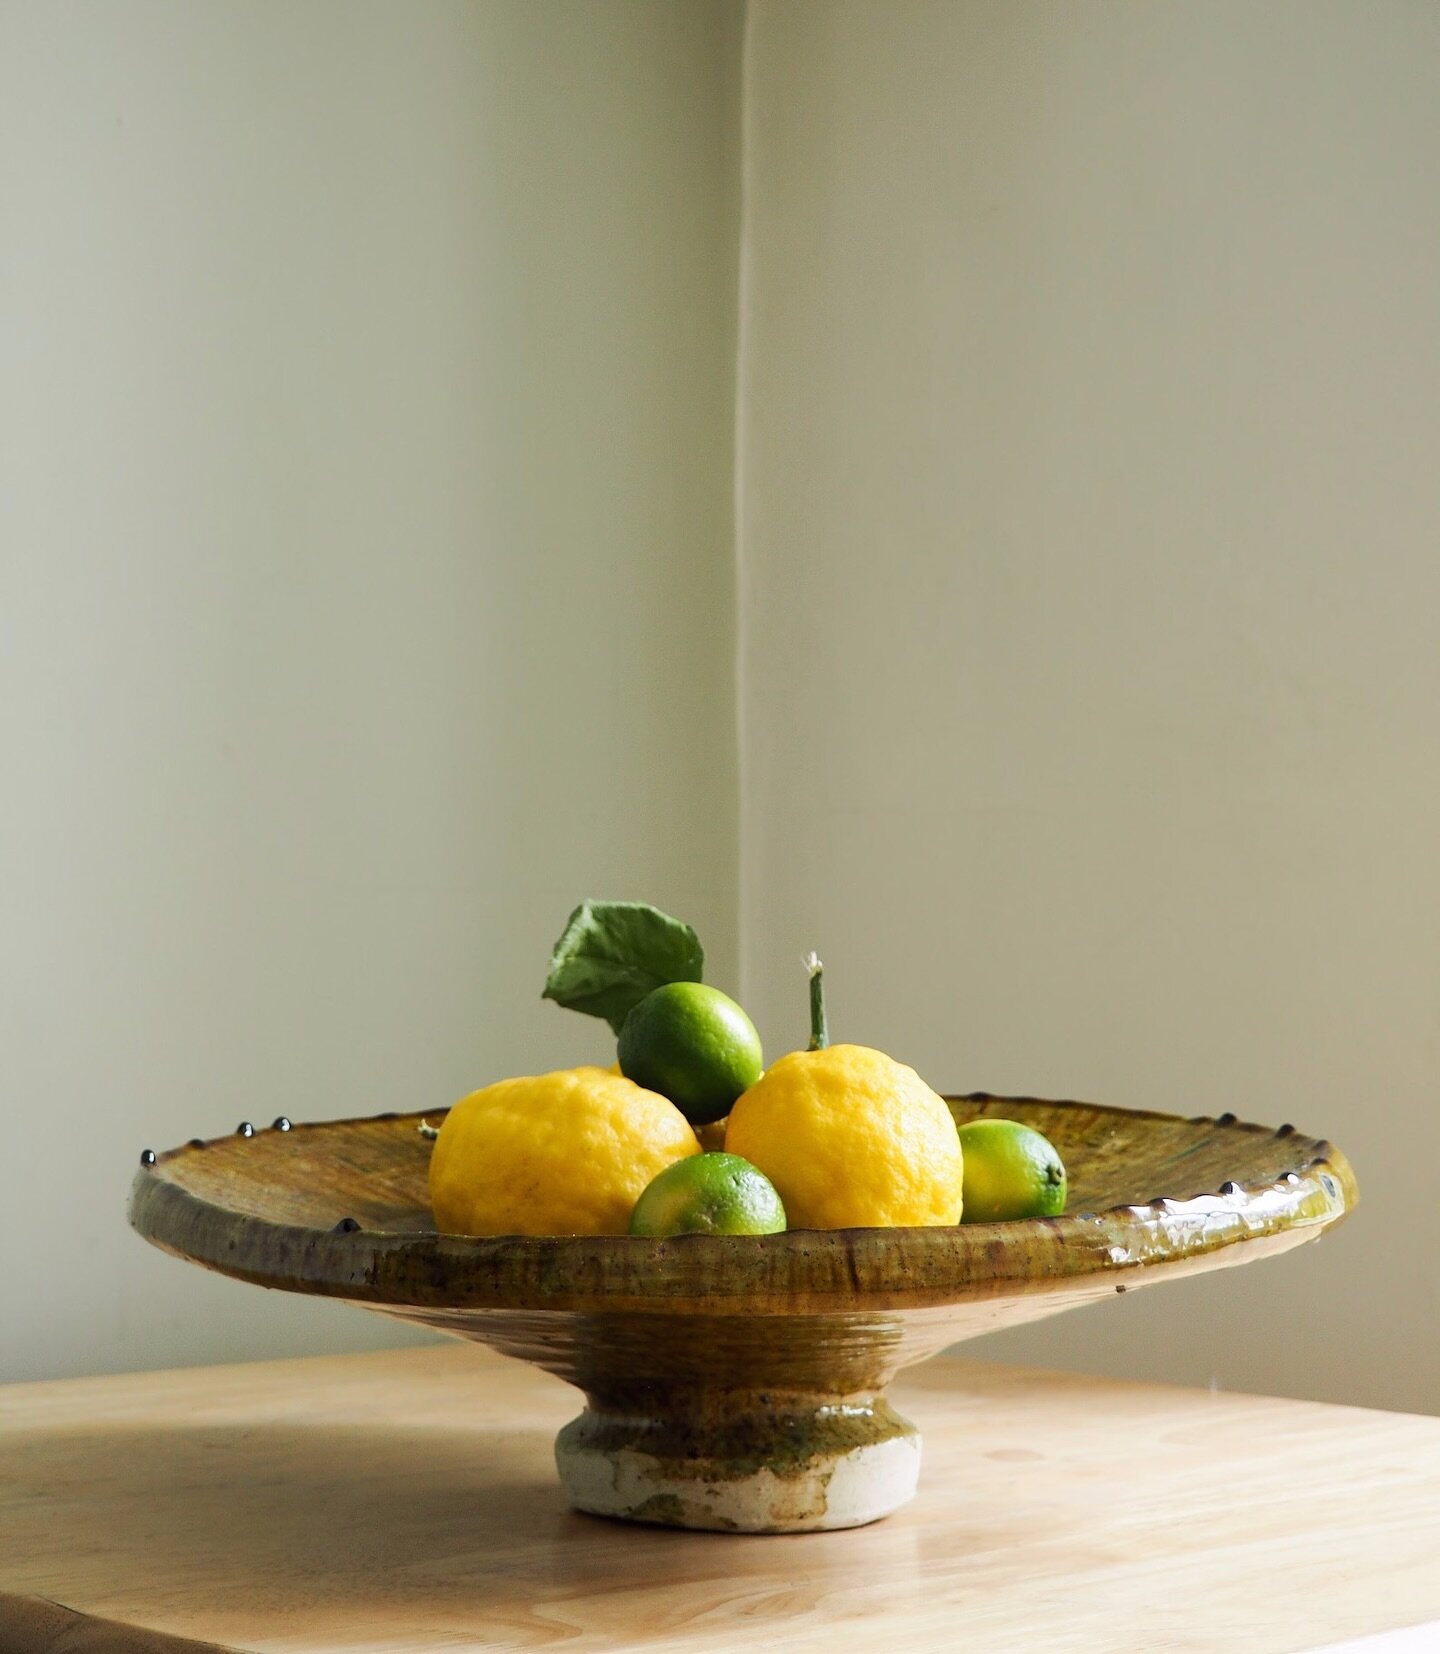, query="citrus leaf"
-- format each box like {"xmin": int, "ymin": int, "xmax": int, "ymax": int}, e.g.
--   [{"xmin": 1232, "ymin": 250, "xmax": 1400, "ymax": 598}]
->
[{"xmin": 542, "ymin": 900, "xmax": 704, "ymax": 1034}]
